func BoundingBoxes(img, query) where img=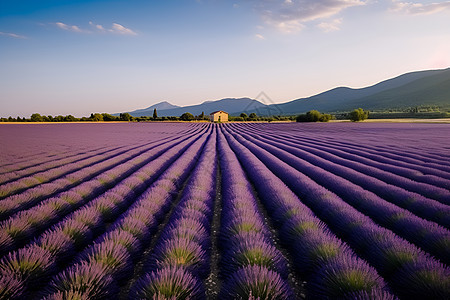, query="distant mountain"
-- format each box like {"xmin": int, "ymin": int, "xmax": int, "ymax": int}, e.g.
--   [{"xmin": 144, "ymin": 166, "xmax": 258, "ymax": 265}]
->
[
  {"xmin": 263, "ymin": 68, "xmax": 450, "ymax": 115},
  {"xmin": 122, "ymin": 101, "xmax": 179, "ymax": 116},
  {"xmin": 120, "ymin": 68, "xmax": 450, "ymax": 117},
  {"xmin": 126, "ymin": 98, "xmax": 266, "ymax": 117}
]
